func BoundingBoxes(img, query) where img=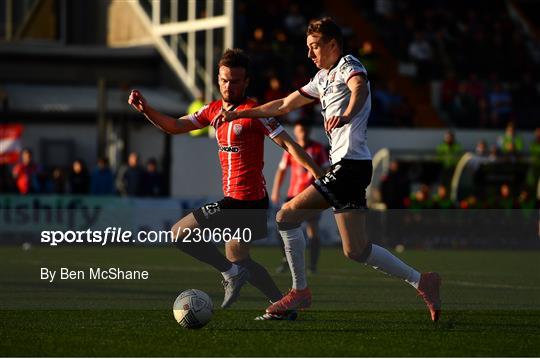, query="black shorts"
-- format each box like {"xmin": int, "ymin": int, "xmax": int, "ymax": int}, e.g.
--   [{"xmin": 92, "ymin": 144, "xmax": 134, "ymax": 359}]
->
[
  {"xmin": 193, "ymin": 196, "xmax": 269, "ymax": 241},
  {"xmin": 313, "ymin": 159, "xmax": 372, "ymax": 212}
]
